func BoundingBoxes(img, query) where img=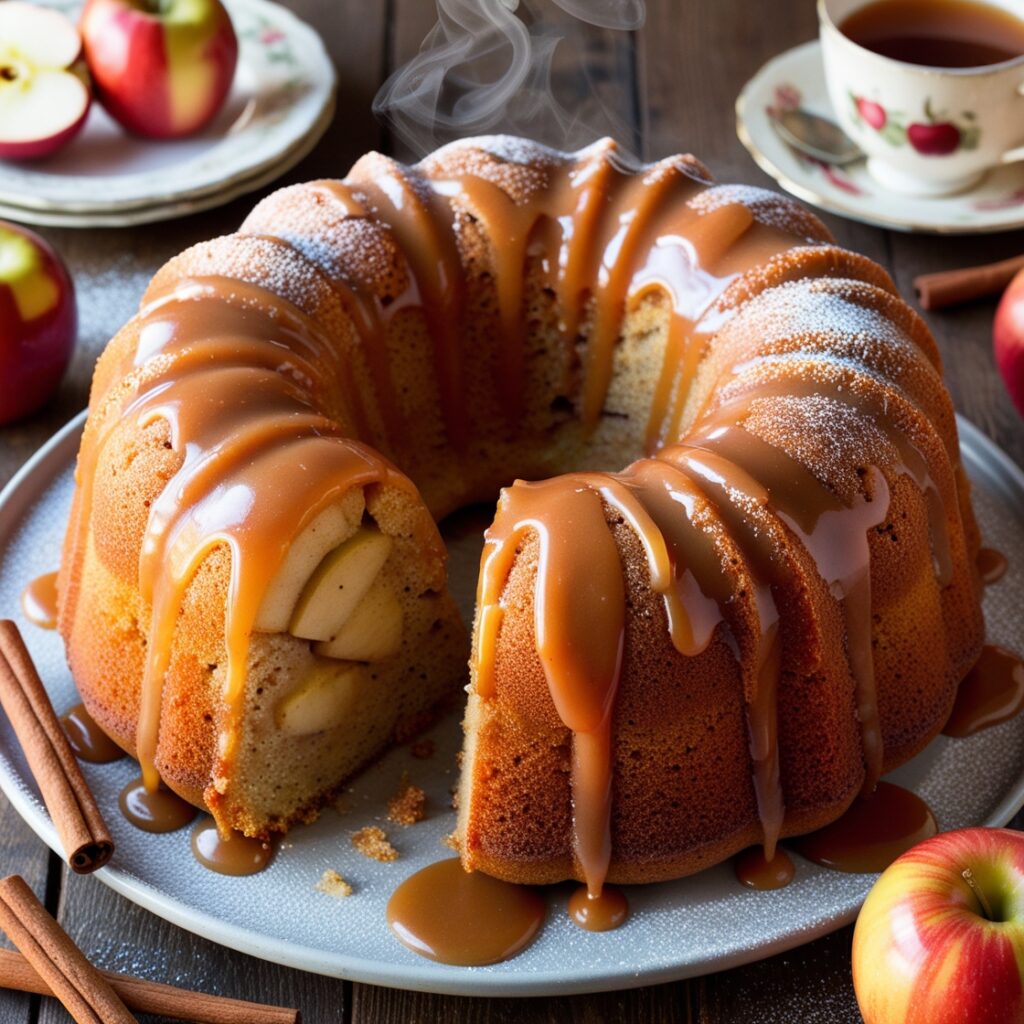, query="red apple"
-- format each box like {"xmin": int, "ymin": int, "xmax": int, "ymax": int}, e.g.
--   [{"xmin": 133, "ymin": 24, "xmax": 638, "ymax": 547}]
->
[
  {"xmin": 79, "ymin": 0, "xmax": 237, "ymax": 140},
  {"xmin": 0, "ymin": 3, "xmax": 92, "ymax": 161},
  {"xmin": 856, "ymin": 97, "xmax": 887, "ymax": 131},
  {"xmin": 0, "ymin": 222, "xmax": 76, "ymax": 425},
  {"xmin": 995, "ymin": 268, "xmax": 1024, "ymax": 417},
  {"xmin": 853, "ymin": 827, "xmax": 1024, "ymax": 1024},
  {"xmin": 907, "ymin": 122, "xmax": 961, "ymax": 156}
]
